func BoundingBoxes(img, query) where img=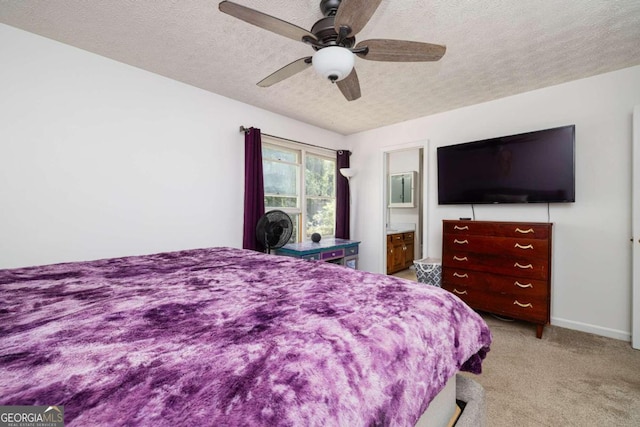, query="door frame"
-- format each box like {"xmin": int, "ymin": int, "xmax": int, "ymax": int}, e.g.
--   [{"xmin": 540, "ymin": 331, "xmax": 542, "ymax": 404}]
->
[
  {"xmin": 381, "ymin": 140, "xmax": 429, "ymax": 274},
  {"xmin": 632, "ymin": 105, "xmax": 640, "ymax": 349}
]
